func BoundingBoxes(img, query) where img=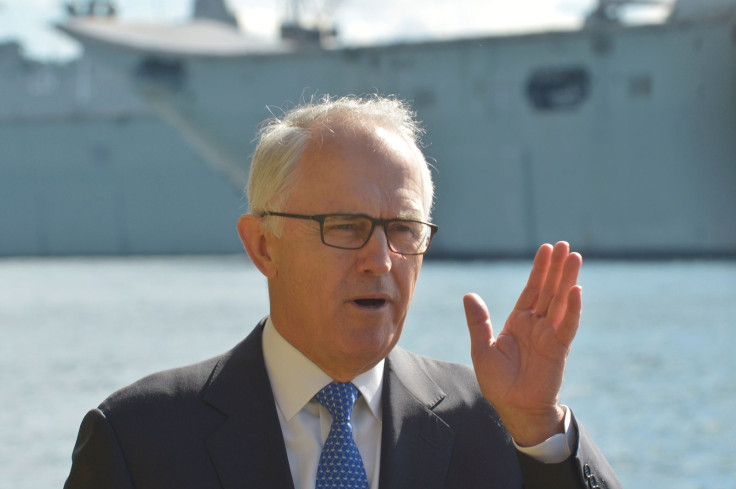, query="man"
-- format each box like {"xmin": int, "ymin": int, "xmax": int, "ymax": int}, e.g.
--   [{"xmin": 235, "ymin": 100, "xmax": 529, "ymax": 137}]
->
[{"xmin": 64, "ymin": 95, "xmax": 621, "ymax": 489}]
